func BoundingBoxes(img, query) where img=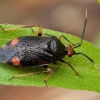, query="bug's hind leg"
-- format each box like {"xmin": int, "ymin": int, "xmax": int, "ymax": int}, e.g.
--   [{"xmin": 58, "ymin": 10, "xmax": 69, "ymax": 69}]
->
[
  {"xmin": 20, "ymin": 25, "xmax": 42, "ymax": 36},
  {"xmin": 9, "ymin": 66, "xmax": 51, "ymax": 86},
  {"xmin": 0, "ymin": 25, "xmax": 43, "ymax": 36},
  {"xmin": 37, "ymin": 25, "xmax": 42, "ymax": 36},
  {"xmin": 9, "ymin": 62, "xmax": 61, "ymax": 86},
  {"xmin": 9, "ymin": 69, "xmax": 50, "ymax": 80},
  {"xmin": 0, "ymin": 25, "xmax": 26, "ymax": 32}
]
